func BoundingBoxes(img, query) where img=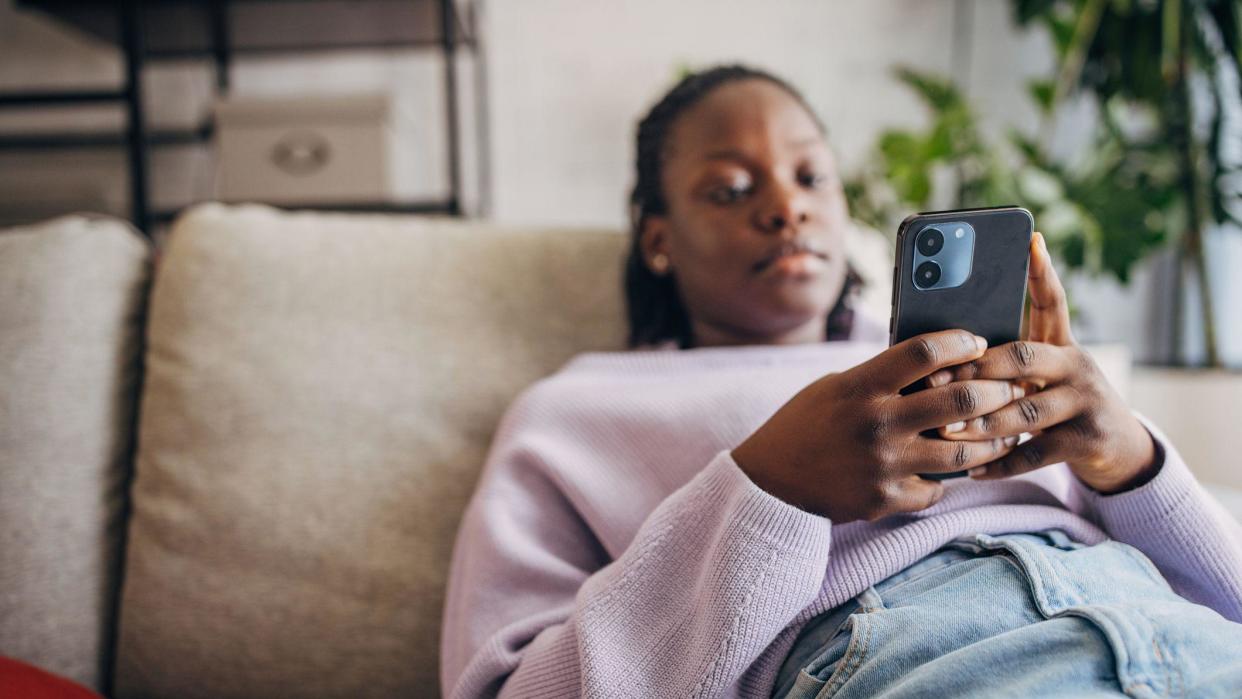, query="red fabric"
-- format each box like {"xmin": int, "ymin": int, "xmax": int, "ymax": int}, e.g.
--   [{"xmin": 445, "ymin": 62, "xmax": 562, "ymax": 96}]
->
[{"xmin": 0, "ymin": 657, "xmax": 102, "ymax": 699}]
